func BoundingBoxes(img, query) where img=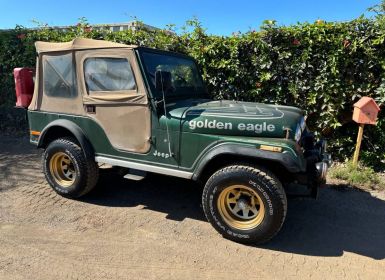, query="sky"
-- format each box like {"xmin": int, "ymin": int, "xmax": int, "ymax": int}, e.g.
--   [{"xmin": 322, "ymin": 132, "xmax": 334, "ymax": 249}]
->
[{"xmin": 0, "ymin": 0, "xmax": 380, "ymax": 35}]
